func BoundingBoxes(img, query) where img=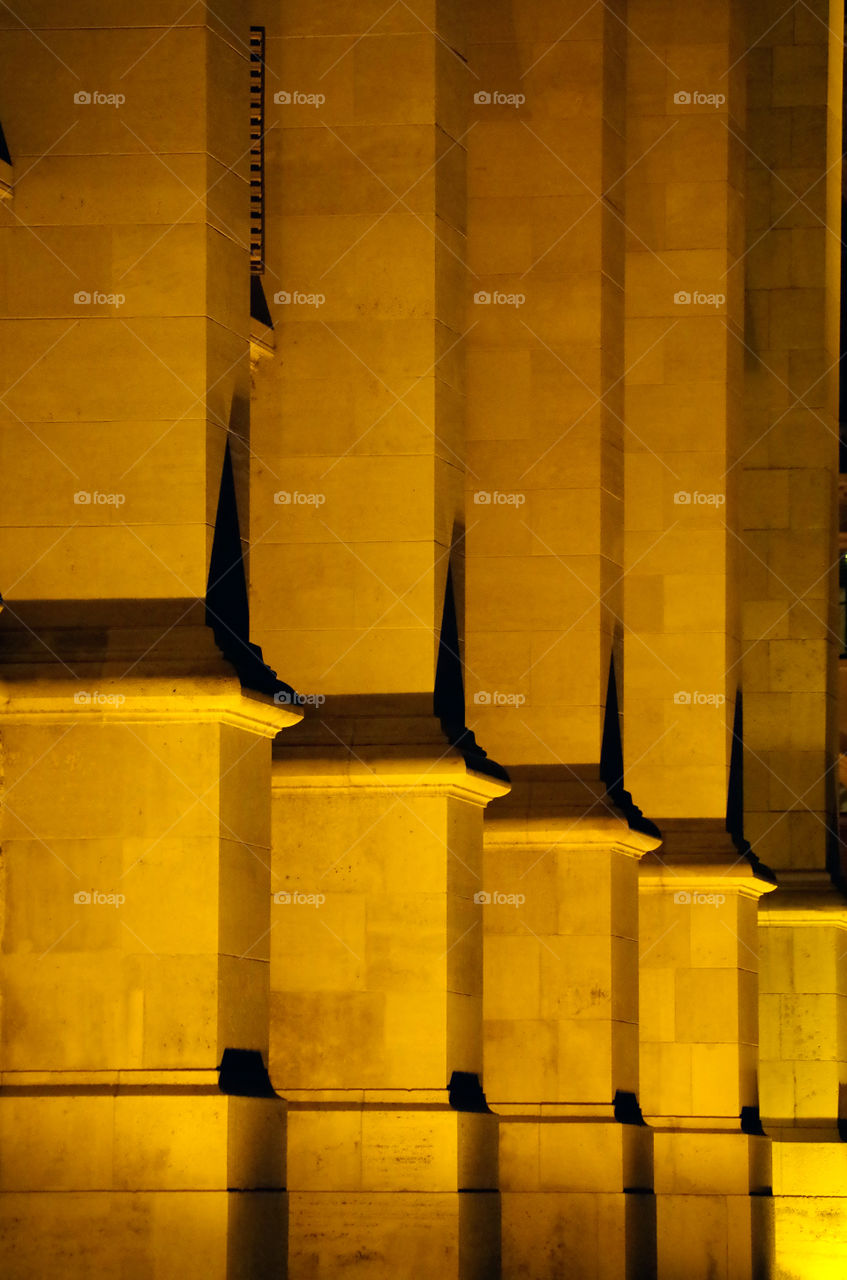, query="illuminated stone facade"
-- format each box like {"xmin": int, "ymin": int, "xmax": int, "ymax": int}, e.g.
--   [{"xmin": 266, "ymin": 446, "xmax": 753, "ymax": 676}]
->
[{"xmin": 0, "ymin": 1, "xmax": 844, "ymax": 1277}]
